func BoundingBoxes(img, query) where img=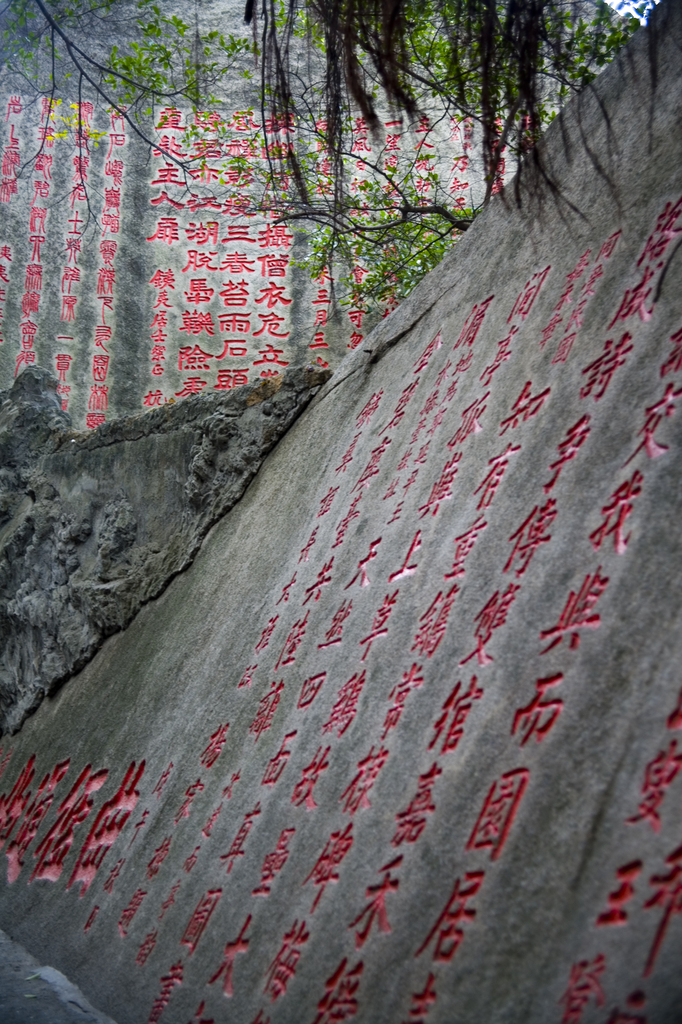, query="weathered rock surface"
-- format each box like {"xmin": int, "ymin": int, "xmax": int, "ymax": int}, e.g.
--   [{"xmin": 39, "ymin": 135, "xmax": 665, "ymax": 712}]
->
[
  {"xmin": 0, "ymin": 363, "xmax": 330, "ymax": 734},
  {"xmin": 0, "ymin": 927, "xmax": 118, "ymax": 1024},
  {"xmin": 0, "ymin": 5, "xmax": 681, "ymax": 1024}
]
